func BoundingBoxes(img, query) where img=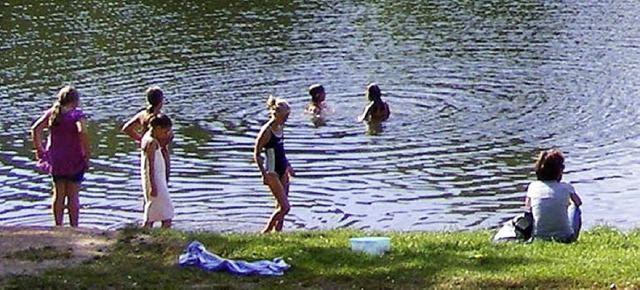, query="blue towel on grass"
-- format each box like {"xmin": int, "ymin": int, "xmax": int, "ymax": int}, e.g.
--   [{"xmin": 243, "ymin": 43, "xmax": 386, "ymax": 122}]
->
[{"xmin": 178, "ymin": 241, "xmax": 290, "ymax": 276}]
